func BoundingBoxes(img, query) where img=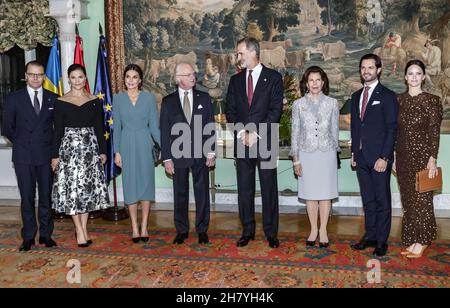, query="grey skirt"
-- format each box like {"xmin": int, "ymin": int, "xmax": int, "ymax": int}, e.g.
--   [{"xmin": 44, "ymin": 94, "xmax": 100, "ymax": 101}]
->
[{"xmin": 297, "ymin": 150, "xmax": 338, "ymax": 201}]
